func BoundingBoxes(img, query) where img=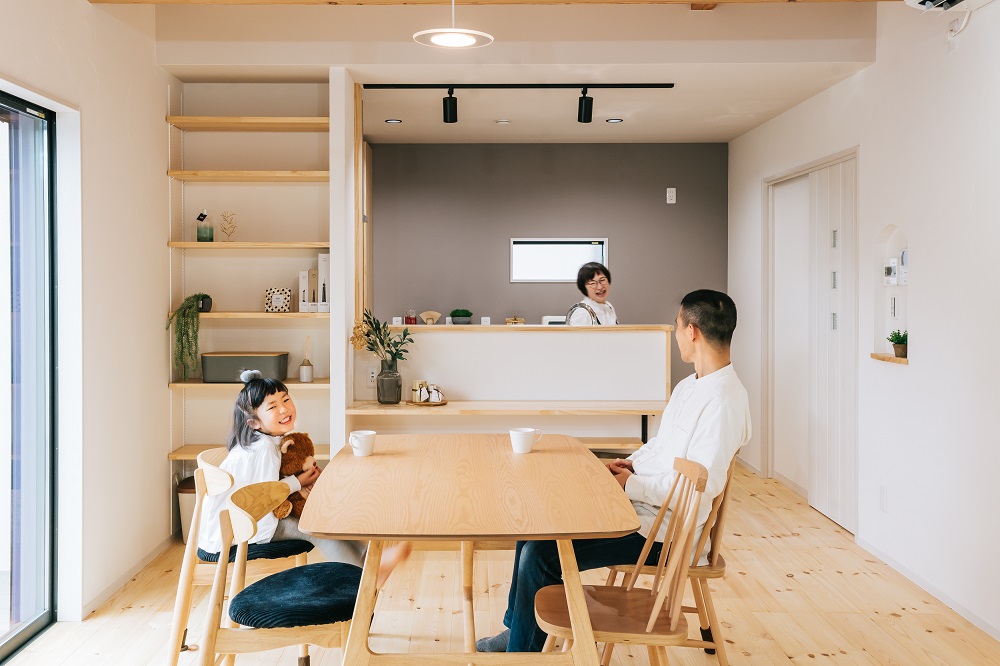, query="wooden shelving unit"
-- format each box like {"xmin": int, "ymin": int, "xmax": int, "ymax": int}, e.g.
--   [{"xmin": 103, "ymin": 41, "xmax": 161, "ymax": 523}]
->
[
  {"xmin": 170, "ymin": 378, "xmax": 330, "ymax": 390},
  {"xmin": 168, "ymin": 241, "xmax": 329, "ymax": 250},
  {"xmin": 871, "ymin": 353, "xmax": 908, "ymax": 365},
  {"xmin": 167, "ymin": 170, "xmax": 328, "ymax": 183},
  {"xmin": 167, "ymin": 116, "xmax": 329, "ymax": 132},
  {"xmin": 168, "ymin": 311, "xmax": 330, "ymax": 320}
]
